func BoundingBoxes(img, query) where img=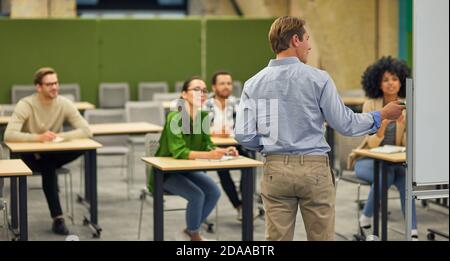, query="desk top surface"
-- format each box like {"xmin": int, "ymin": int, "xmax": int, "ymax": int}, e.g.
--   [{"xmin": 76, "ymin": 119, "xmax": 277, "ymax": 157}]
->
[
  {"xmin": 0, "ymin": 159, "xmax": 32, "ymax": 177},
  {"xmin": 0, "ymin": 116, "xmax": 10, "ymax": 125},
  {"xmin": 352, "ymin": 149, "xmax": 406, "ymax": 163},
  {"xmin": 211, "ymin": 136, "xmax": 238, "ymax": 146},
  {"xmin": 74, "ymin": 102, "xmax": 95, "ymax": 111},
  {"xmin": 5, "ymin": 138, "xmax": 102, "ymax": 153},
  {"xmin": 90, "ymin": 122, "xmax": 163, "ymax": 135},
  {"xmin": 142, "ymin": 156, "xmax": 263, "ymax": 171}
]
